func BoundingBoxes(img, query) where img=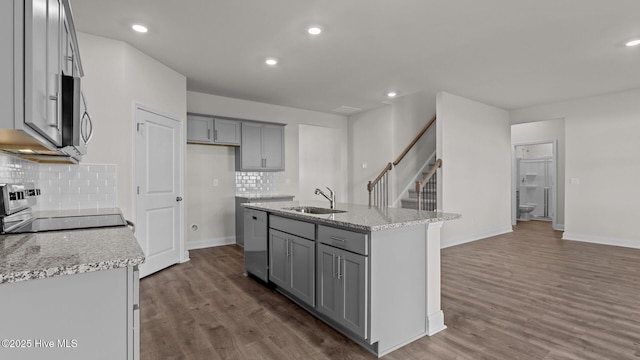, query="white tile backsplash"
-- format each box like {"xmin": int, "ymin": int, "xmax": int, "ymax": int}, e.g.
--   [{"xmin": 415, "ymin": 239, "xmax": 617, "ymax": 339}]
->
[
  {"xmin": 235, "ymin": 171, "xmax": 279, "ymax": 195},
  {"xmin": 38, "ymin": 164, "xmax": 117, "ymax": 210},
  {"xmin": 0, "ymin": 154, "xmax": 117, "ymax": 211},
  {"xmin": 0, "ymin": 155, "xmax": 39, "ymax": 184}
]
